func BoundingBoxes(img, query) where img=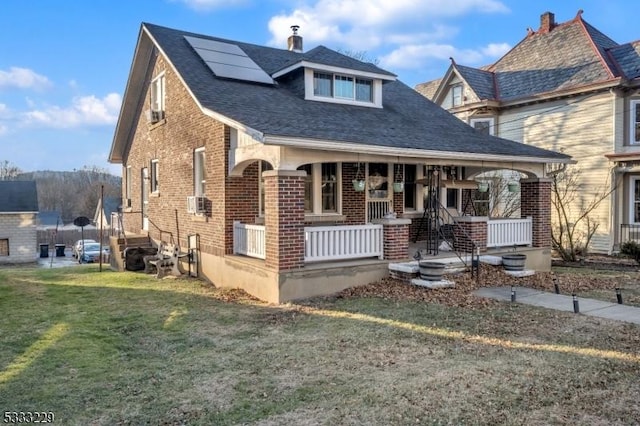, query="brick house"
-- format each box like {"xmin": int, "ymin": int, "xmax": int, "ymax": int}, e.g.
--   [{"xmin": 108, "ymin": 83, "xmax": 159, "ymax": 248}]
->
[
  {"xmin": 416, "ymin": 10, "xmax": 640, "ymax": 254},
  {"xmin": 0, "ymin": 181, "xmax": 38, "ymax": 264},
  {"xmin": 109, "ymin": 23, "xmax": 570, "ymax": 303}
]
